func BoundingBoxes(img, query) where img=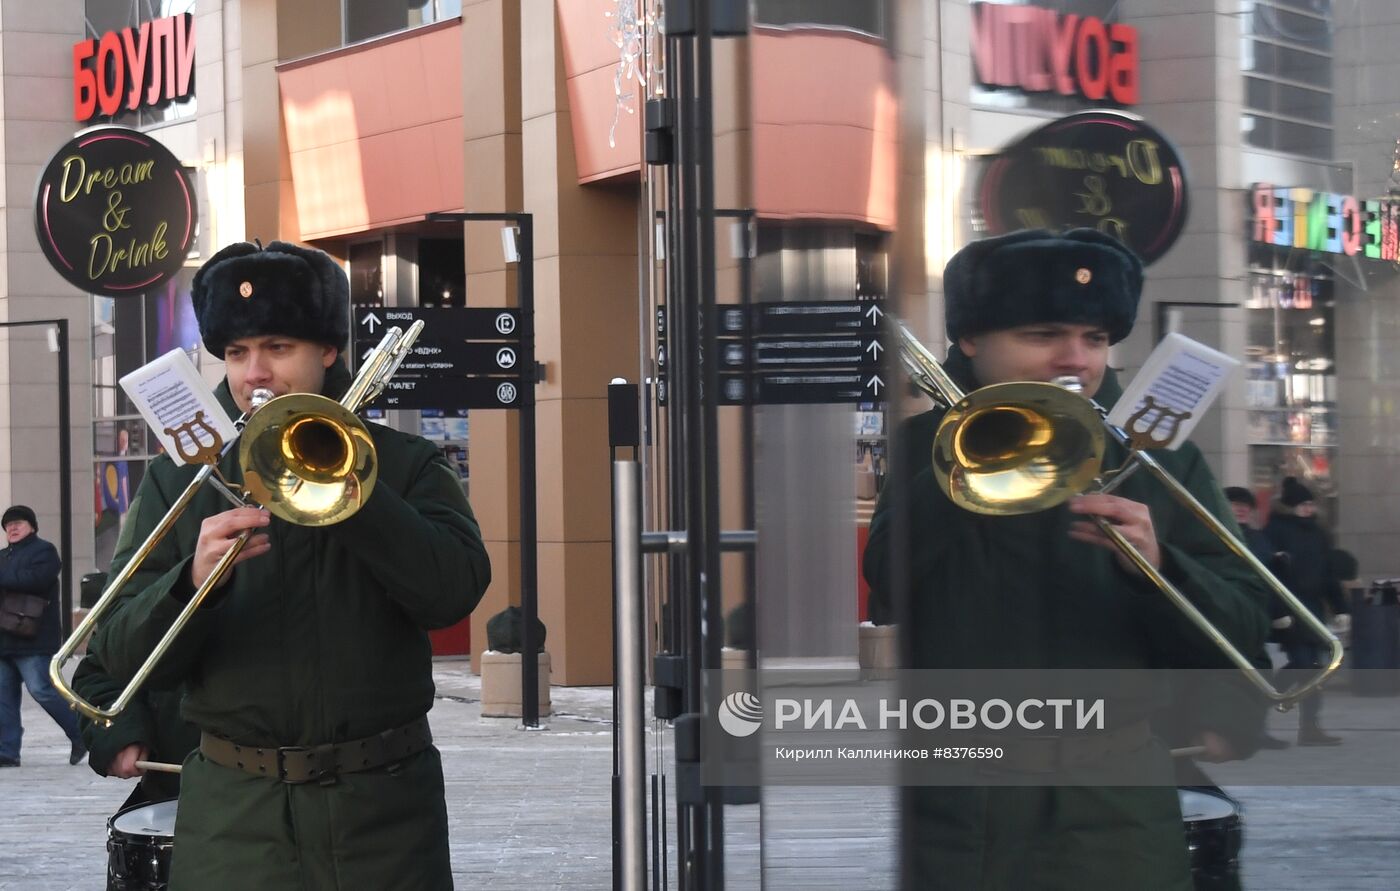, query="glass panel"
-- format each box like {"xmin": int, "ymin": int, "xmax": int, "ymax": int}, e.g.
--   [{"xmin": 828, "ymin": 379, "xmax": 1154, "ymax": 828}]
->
[
  {"xmin": 418, "ymin": 238, "xmax": 466, "ymax": 307},
  {"xmin": 349, "ymin": 240, "xmax": 384, "ymax": 304},
  {"xmin": 345, "ymin": 0, "xmax": 459, "ymax": 43}
]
